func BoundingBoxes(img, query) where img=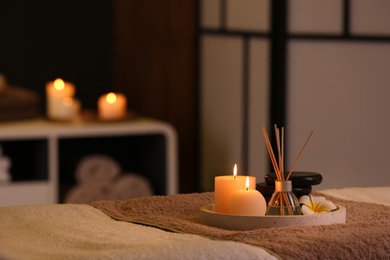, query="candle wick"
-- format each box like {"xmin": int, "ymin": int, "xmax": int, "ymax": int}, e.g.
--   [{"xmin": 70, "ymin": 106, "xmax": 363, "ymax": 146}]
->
[{"xmin": 246, "ymin": 186, "xmax": 249, "ymax": 191}]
